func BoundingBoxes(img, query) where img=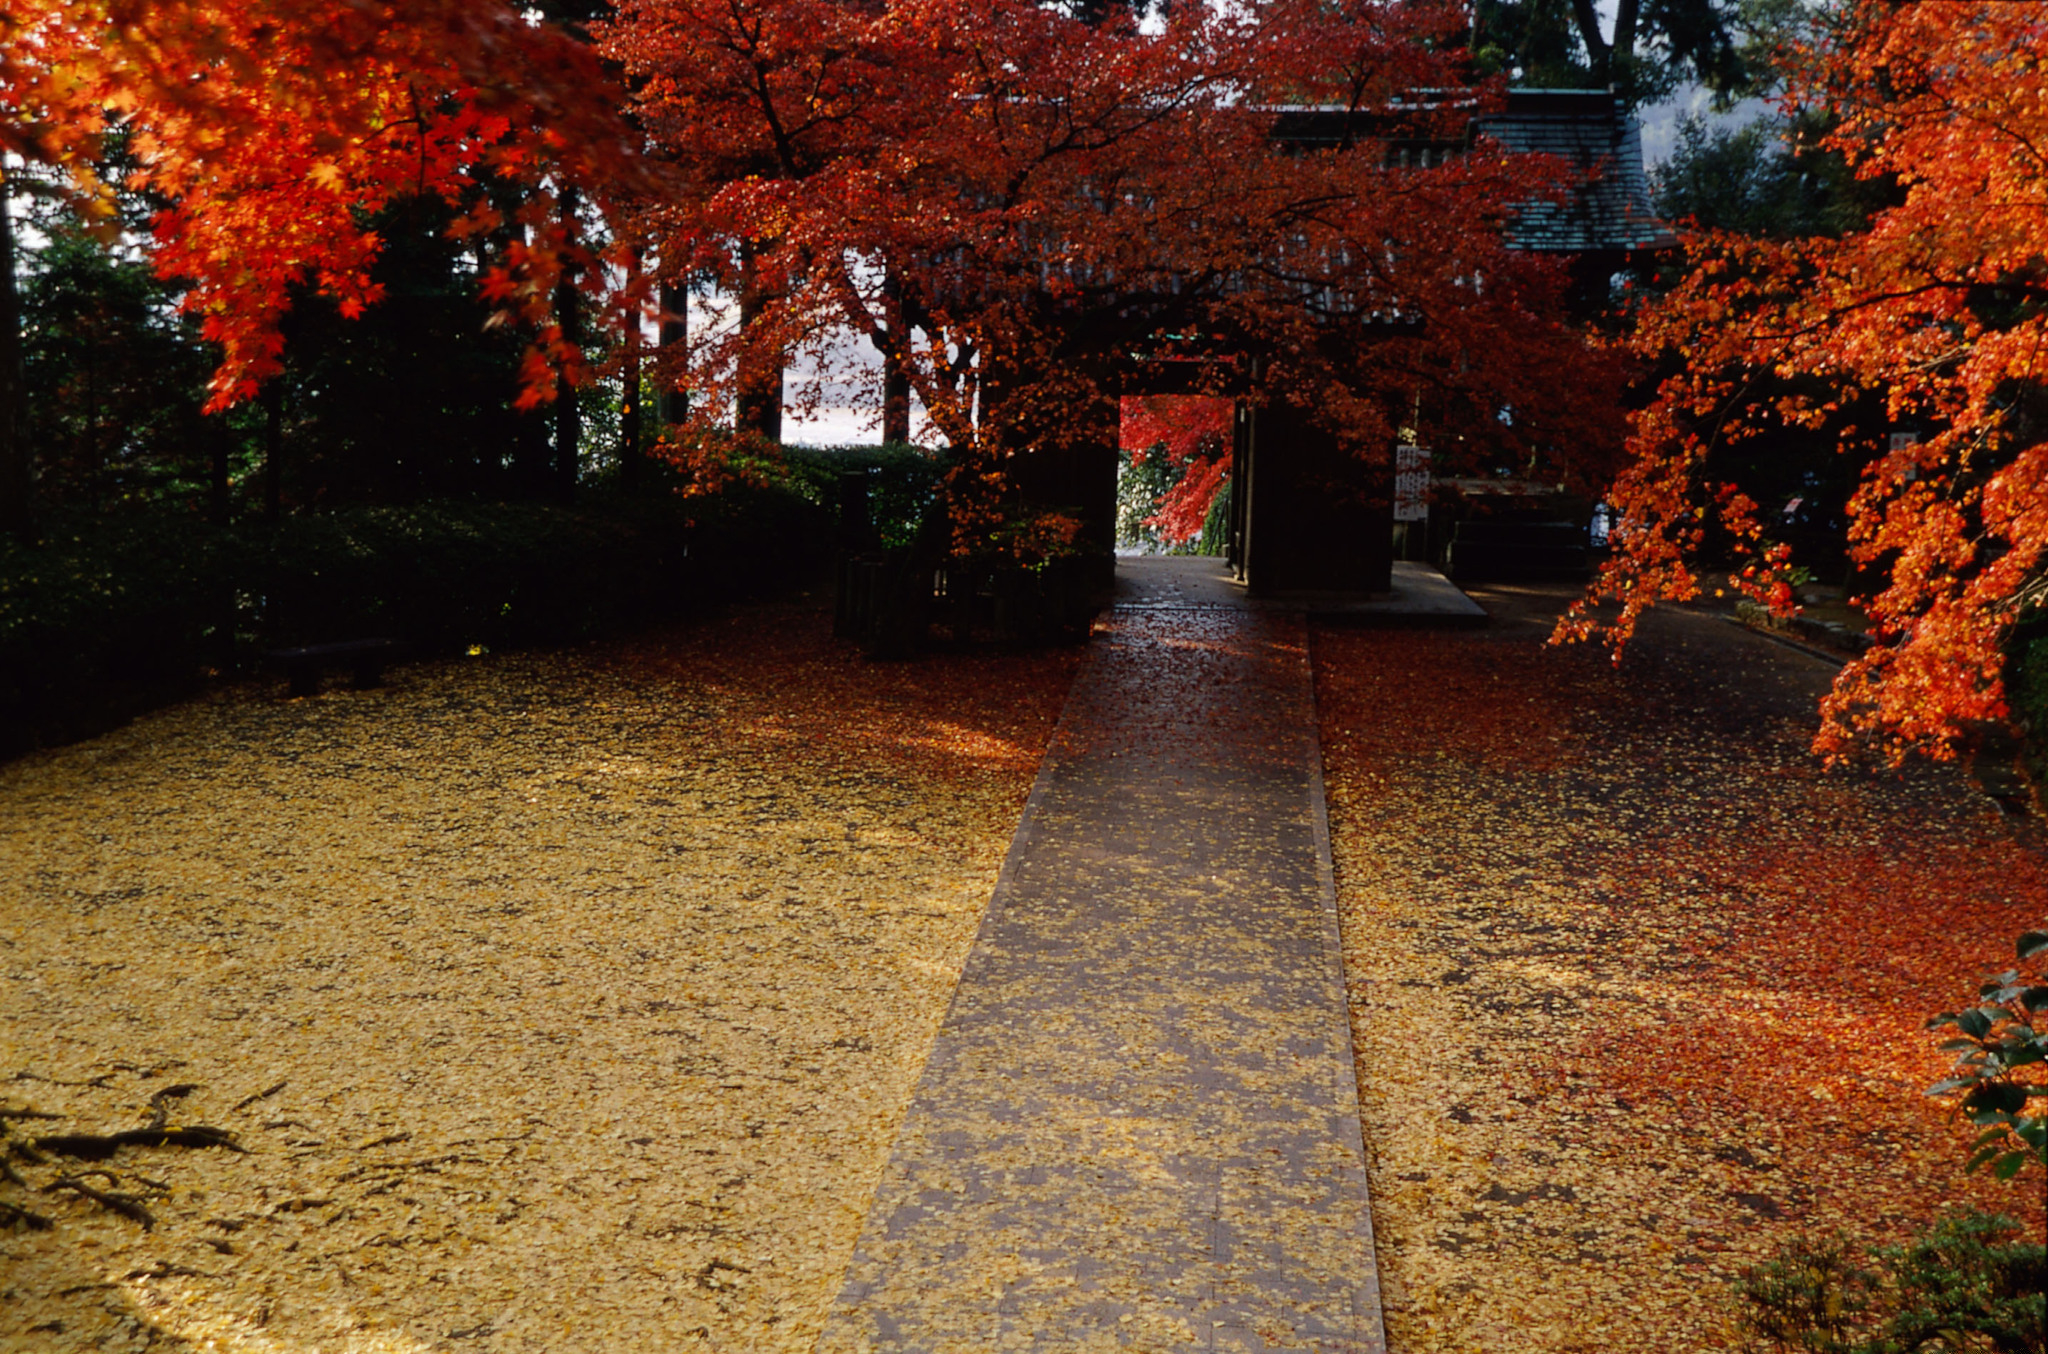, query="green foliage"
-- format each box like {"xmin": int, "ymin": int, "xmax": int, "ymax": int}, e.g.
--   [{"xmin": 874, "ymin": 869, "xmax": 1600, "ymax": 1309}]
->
[
  {"xmin": 1735, "ymin": 1212, "xmax": 2047, "ymax": 1354},
  {"xmin": 243, "ymin": 503, "xmax": 654, "ymax": 649},
  {"xmin": 1735, "ymin": 1232, "xmax": 1883, "ymax": 1354},
  {"xmin": 276, "ymin": 194, "xmax": 543, "ymax": 505},
  {"xmin": 20, "ymin": 212, "xmax": 213, "ymax": 510},
  {"xmin": 1651, "ymin": 112, "xmax": 1882, "ymax": 242},
  {"xmin": 1471, "ymin": 0, "xmax": 1760, "ymax": 107},
  {"xmin": 1929, "ymin": 931, "xmax": 2048, "ymax": 1180},
  {"xmin": 0, "ymin": 508, "xmax": 233, "ymax": 748},
  {"xmin": 0, "ymin": 487, "xmax": 828, "ymax": 758},
  {"xmin": 14, "ymin": 184, "xmax": 579, "ymax": 516},
  {"xmin": 1887, "ymin": 1213, "xmax": 2048, "ymax": 1354},
  {"xmin": 1470, "ymin": 0, "xmax": 1597, "ymax": 90},
  {"xmin": 1115, "ymin": 443, "xmax": 1183, "ymax": 552},
  {"xmin": 780, "ymin": 443, "xmax": 947, "ymax": 550},
  {"xmin": 1197, "ymin": 481, "xmax": 1231, "ymax": 558}
]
